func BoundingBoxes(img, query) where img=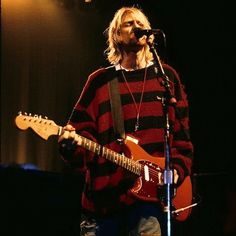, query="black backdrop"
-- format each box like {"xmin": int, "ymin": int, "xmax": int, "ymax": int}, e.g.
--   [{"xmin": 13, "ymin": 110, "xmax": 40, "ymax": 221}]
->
[{"xmin": 1, "ymin": 0, "xmax": 236, "ymax": 235}]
